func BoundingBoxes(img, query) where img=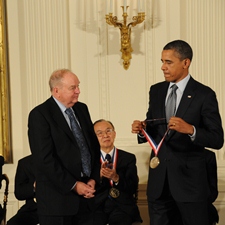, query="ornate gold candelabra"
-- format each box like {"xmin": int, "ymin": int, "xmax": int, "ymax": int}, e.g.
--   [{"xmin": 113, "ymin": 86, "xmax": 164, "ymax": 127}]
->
[{"xmin": 106, "ymin": 6, "xmax": 145, "ymax": 70}]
